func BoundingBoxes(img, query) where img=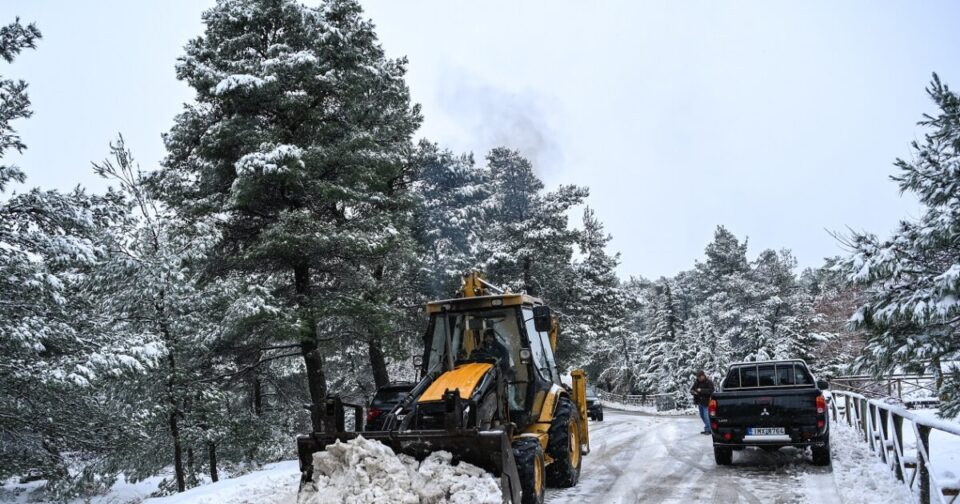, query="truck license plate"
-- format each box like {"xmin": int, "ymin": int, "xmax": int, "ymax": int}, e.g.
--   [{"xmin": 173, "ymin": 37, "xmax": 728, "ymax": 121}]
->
[{"xmin": 748, "ymin": 427, "xmax": 785, "ymax": 435}]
